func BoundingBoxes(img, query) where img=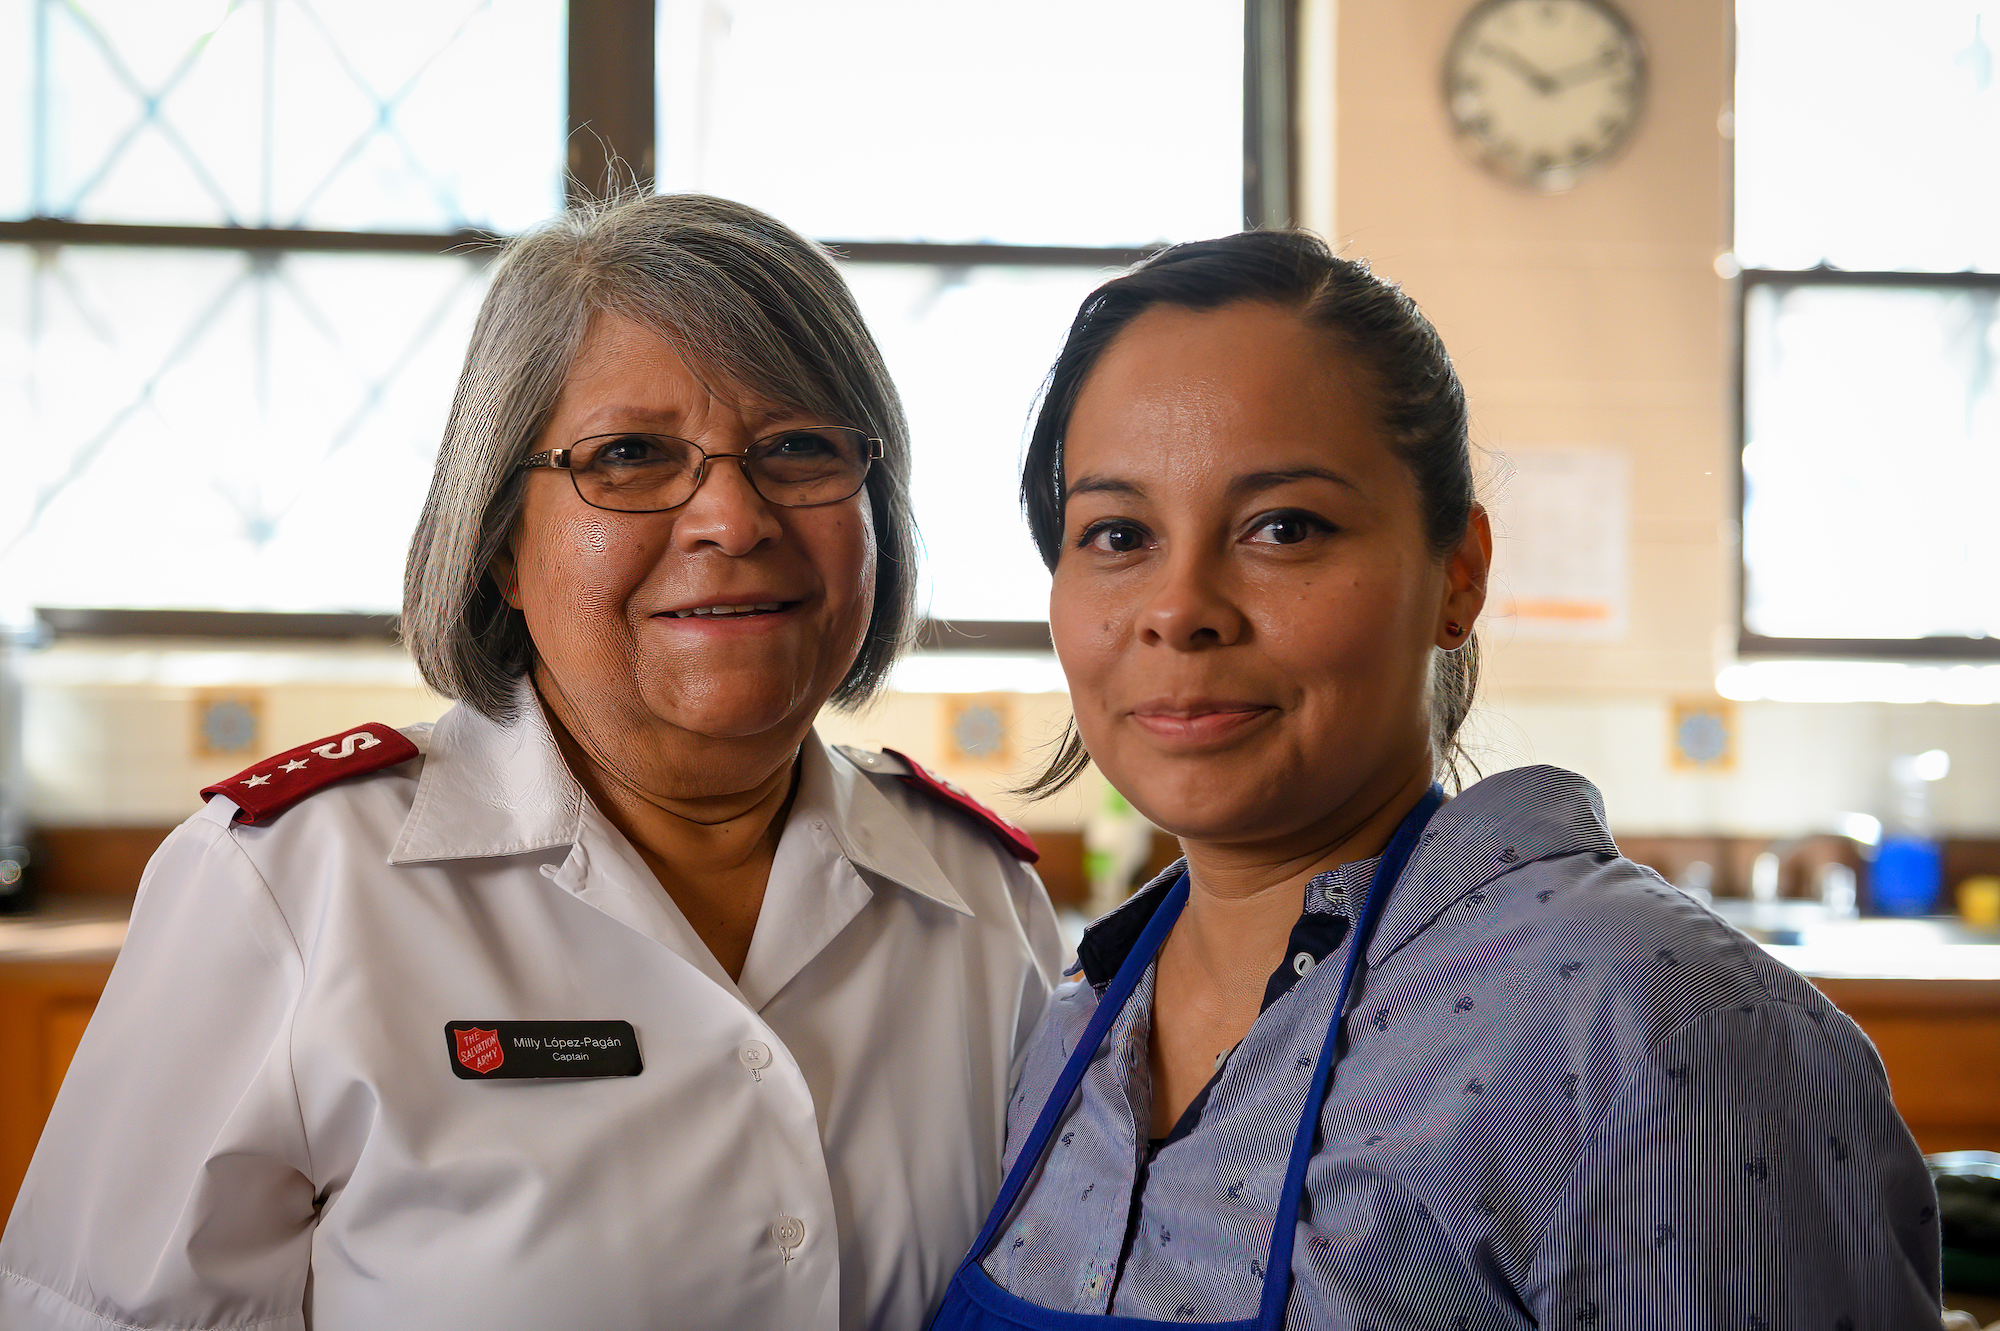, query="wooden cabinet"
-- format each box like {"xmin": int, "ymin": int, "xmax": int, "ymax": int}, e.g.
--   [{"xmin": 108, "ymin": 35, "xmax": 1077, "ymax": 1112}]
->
[
  {"xmin": 0, "ymin": 958, "xmax": 115, "ymax": 1222},
  {"xmin": 1811, "ymin": 976, "xmax": 2000, "ymax": 1154},
  {"xmin": 3, "ymin": 940, "xmax": 1999, "ymax": 1227}
]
